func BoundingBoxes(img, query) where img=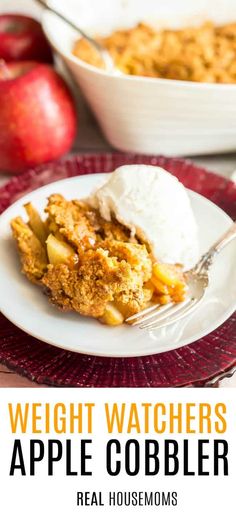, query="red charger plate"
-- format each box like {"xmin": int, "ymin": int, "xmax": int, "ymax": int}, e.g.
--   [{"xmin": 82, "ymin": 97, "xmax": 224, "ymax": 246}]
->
[{"xmin": 0, "ymin": 152, "xmax": 236, "ymax": 387}]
